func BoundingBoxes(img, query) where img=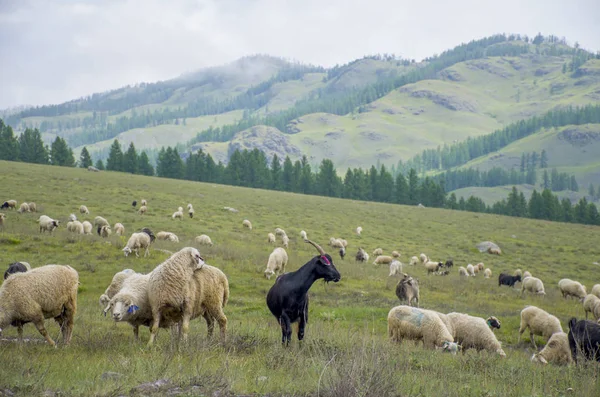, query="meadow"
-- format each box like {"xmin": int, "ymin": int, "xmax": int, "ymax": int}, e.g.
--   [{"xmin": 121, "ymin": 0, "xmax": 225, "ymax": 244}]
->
[{"xmin": 0, "ymin": 160, "xmax": 599, "ymax": 396}]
